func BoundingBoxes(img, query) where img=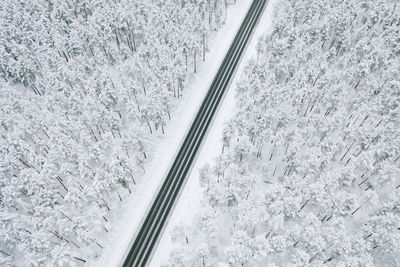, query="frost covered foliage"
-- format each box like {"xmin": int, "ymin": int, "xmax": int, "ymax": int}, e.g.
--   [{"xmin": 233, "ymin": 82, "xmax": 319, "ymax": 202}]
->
[
  {"xmin": 0, "ymin": 0, "xmax": 238, "ymax": 265},
  {"xmin": 166, "ymin": 0, "xmax": 400, "ymax": 266}
]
